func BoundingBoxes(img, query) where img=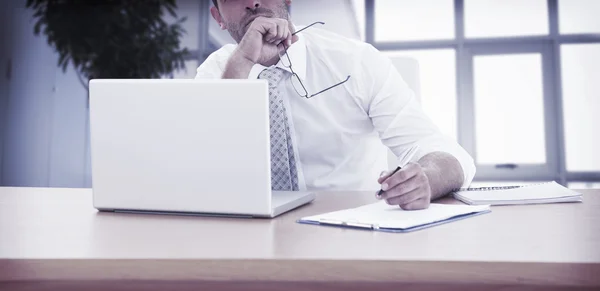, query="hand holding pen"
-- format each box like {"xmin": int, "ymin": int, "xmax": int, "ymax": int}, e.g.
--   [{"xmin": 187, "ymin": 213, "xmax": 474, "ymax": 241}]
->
[{"xmin": 376, "ymin": 146, "xmax": 432, "ymax": 210}]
